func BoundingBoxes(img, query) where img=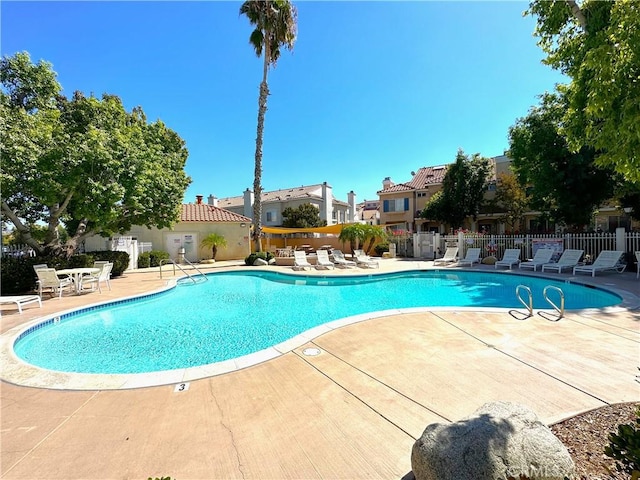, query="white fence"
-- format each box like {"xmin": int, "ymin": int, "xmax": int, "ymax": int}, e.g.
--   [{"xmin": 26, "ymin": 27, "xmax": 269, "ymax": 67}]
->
[
  {"xmin": 410, "ymin": 229, "xmax": 640, "ymax": 263},
  {"xmin": 1, "ymin": 244, "xmax": 36, "ymax": 258}
]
